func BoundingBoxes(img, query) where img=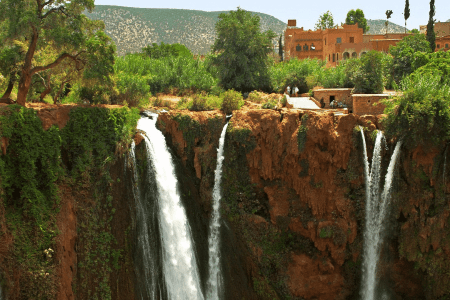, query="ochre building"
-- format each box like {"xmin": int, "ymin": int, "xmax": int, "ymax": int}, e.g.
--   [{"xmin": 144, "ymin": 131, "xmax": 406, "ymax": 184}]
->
[{"xmin": 284, "ymin": 20, "xmax": 408, "ymax": 66}]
